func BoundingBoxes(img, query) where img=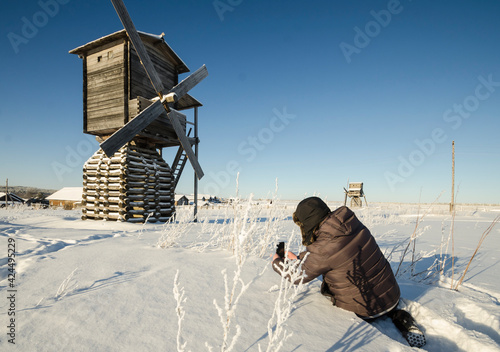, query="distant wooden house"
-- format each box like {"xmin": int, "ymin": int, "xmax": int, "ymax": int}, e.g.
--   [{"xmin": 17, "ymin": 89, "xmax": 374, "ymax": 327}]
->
[
  {"xmin": 176, "ymin": 194, "xmax": 214, "ymax": 207},
  {"xmin": 46, "ymin": 187, "xmax": 83, "ymax": 209},
  {"xmin": 175, "ymin": 195, "xmax": 189, "ymax": 206}
]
